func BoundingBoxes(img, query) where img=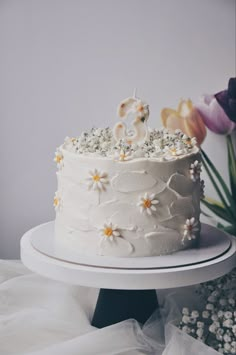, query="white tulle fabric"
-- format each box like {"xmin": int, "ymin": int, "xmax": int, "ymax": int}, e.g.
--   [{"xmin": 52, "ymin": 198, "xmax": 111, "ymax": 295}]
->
[{"xmin": 0, "ymin": 260, "xmax": 219, "ymax": 355}]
